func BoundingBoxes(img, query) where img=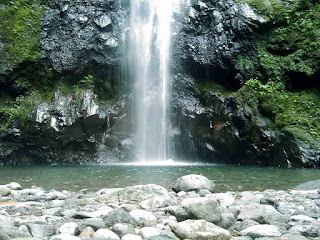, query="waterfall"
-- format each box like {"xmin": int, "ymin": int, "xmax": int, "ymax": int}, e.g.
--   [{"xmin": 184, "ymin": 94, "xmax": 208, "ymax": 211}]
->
[{"xmin": 128, "ymin": 0, "xmax": 179, "ymax": 161}]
